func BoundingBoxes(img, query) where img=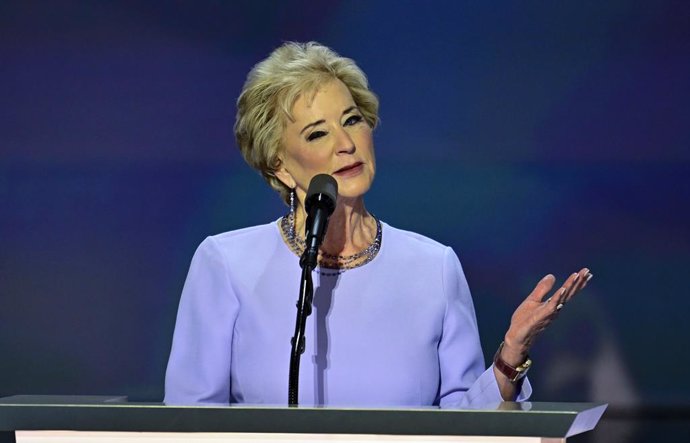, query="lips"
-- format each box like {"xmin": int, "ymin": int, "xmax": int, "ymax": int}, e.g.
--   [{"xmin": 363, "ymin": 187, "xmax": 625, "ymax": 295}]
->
[{"xmin": 334, "ymin": 162, "xmax": 364, "ymax": 175}]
